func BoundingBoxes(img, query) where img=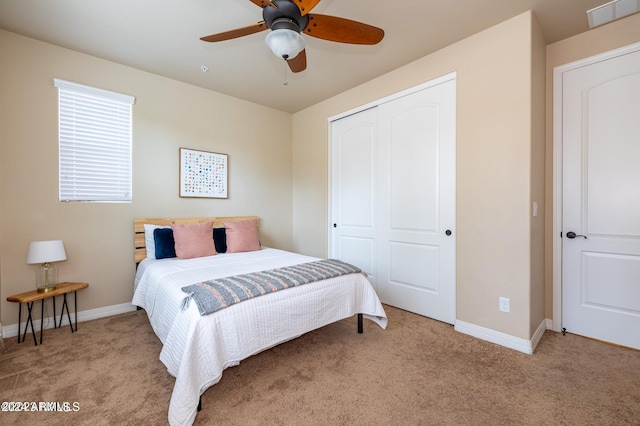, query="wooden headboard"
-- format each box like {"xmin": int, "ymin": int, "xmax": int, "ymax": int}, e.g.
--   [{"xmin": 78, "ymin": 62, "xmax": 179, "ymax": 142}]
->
[{"xmin": 134, "ymin": 216, "xmax": 259, "ymax": 263}]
